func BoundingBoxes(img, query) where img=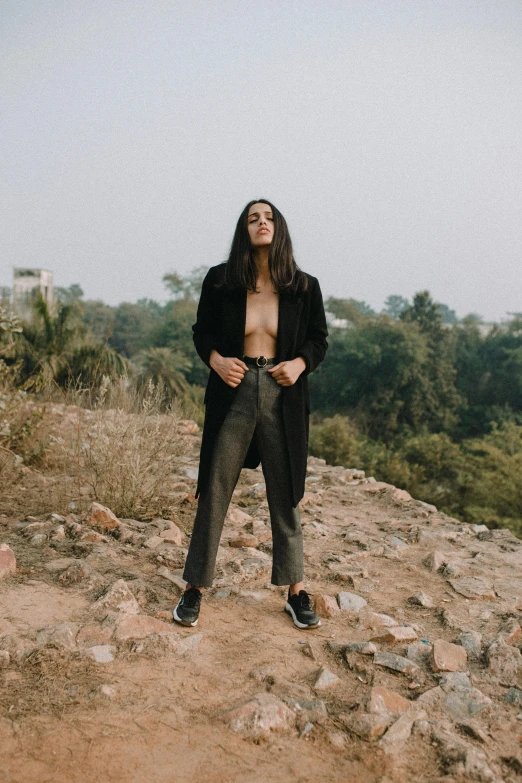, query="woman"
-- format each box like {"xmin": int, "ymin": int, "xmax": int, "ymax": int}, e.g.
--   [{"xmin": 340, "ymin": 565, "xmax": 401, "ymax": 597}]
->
[{"xmin": 173, "ymin": 199, "xmax": 328, "ymax": 629}]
